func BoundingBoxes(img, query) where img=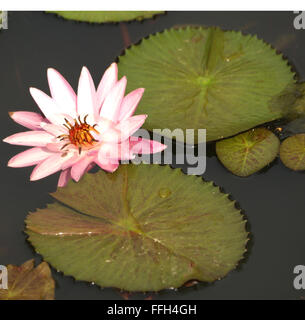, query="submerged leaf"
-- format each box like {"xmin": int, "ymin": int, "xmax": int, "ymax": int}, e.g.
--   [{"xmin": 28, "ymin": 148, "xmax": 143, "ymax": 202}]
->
[
  {"xmin": 284, "ymin": 116, "xmax": 305, "ymax": 135},
  {"xmin": 48, "ymin": 11, "xmax": 164, "ymax": 23},
  {"xmin": 291, "ymin": 83, "xmax": 305, "ymax": 117},
  {"xmin": 0, "ymin": 260, "xmax": 55, "ymax": 300},
  {"xmin": 118, "ymin": 27, "xmax": 295, "ymax": 142},
  {"xmin": 26, "ymin": 165, "xmax": 248, "ymax": 292},
  {"xmin": 216, "ymin": 128, "xmax": 280, "ymax": 177},
  {"xmin": 269, "ymin": 82, "xmax": 305, "ymax": 120},
  {"xmin": 280, "ymin": 134, "xmax": 305, "ymax": 171}
]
